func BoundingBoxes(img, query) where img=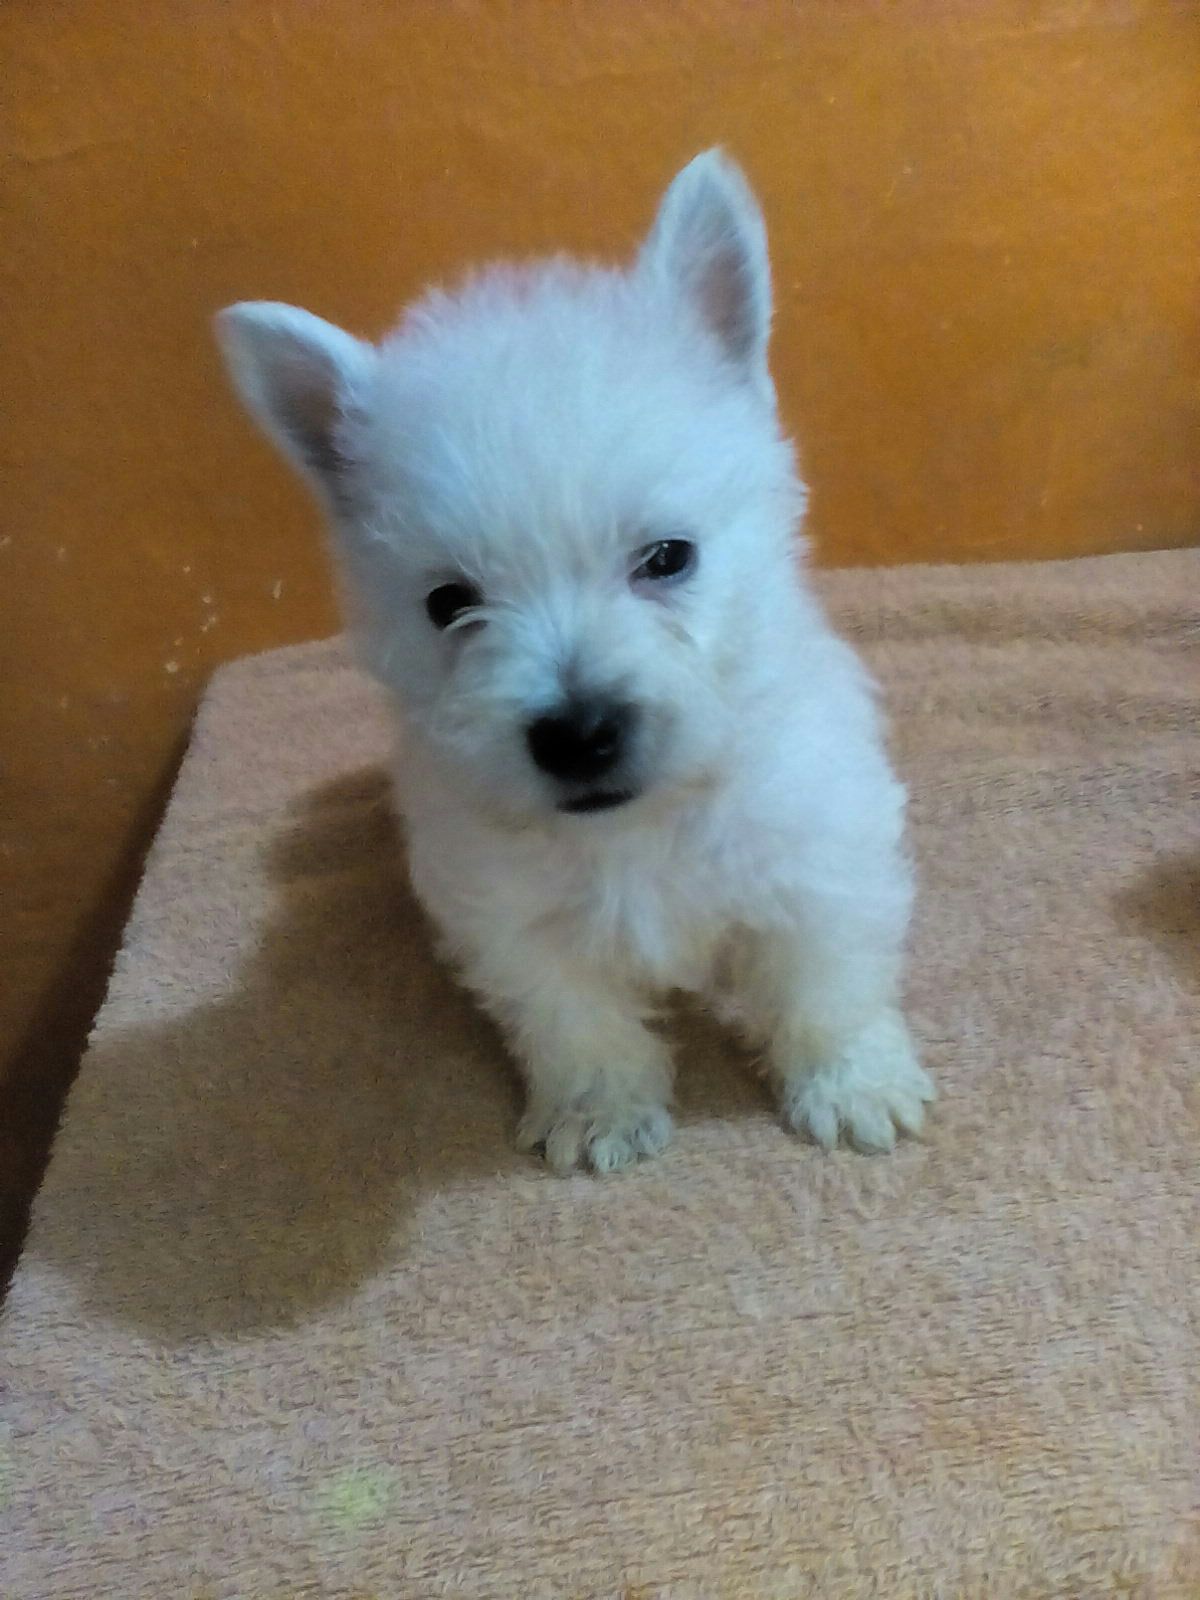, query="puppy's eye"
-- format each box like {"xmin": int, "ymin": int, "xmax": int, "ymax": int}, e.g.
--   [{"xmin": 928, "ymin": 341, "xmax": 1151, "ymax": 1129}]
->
[
  {"xmin": 425, "ymin": 581, "xmax": 483, "ymax": 630},
  {"xmin": 633, "ymin": 538, "xmax": 696, "ymax": 584}
]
